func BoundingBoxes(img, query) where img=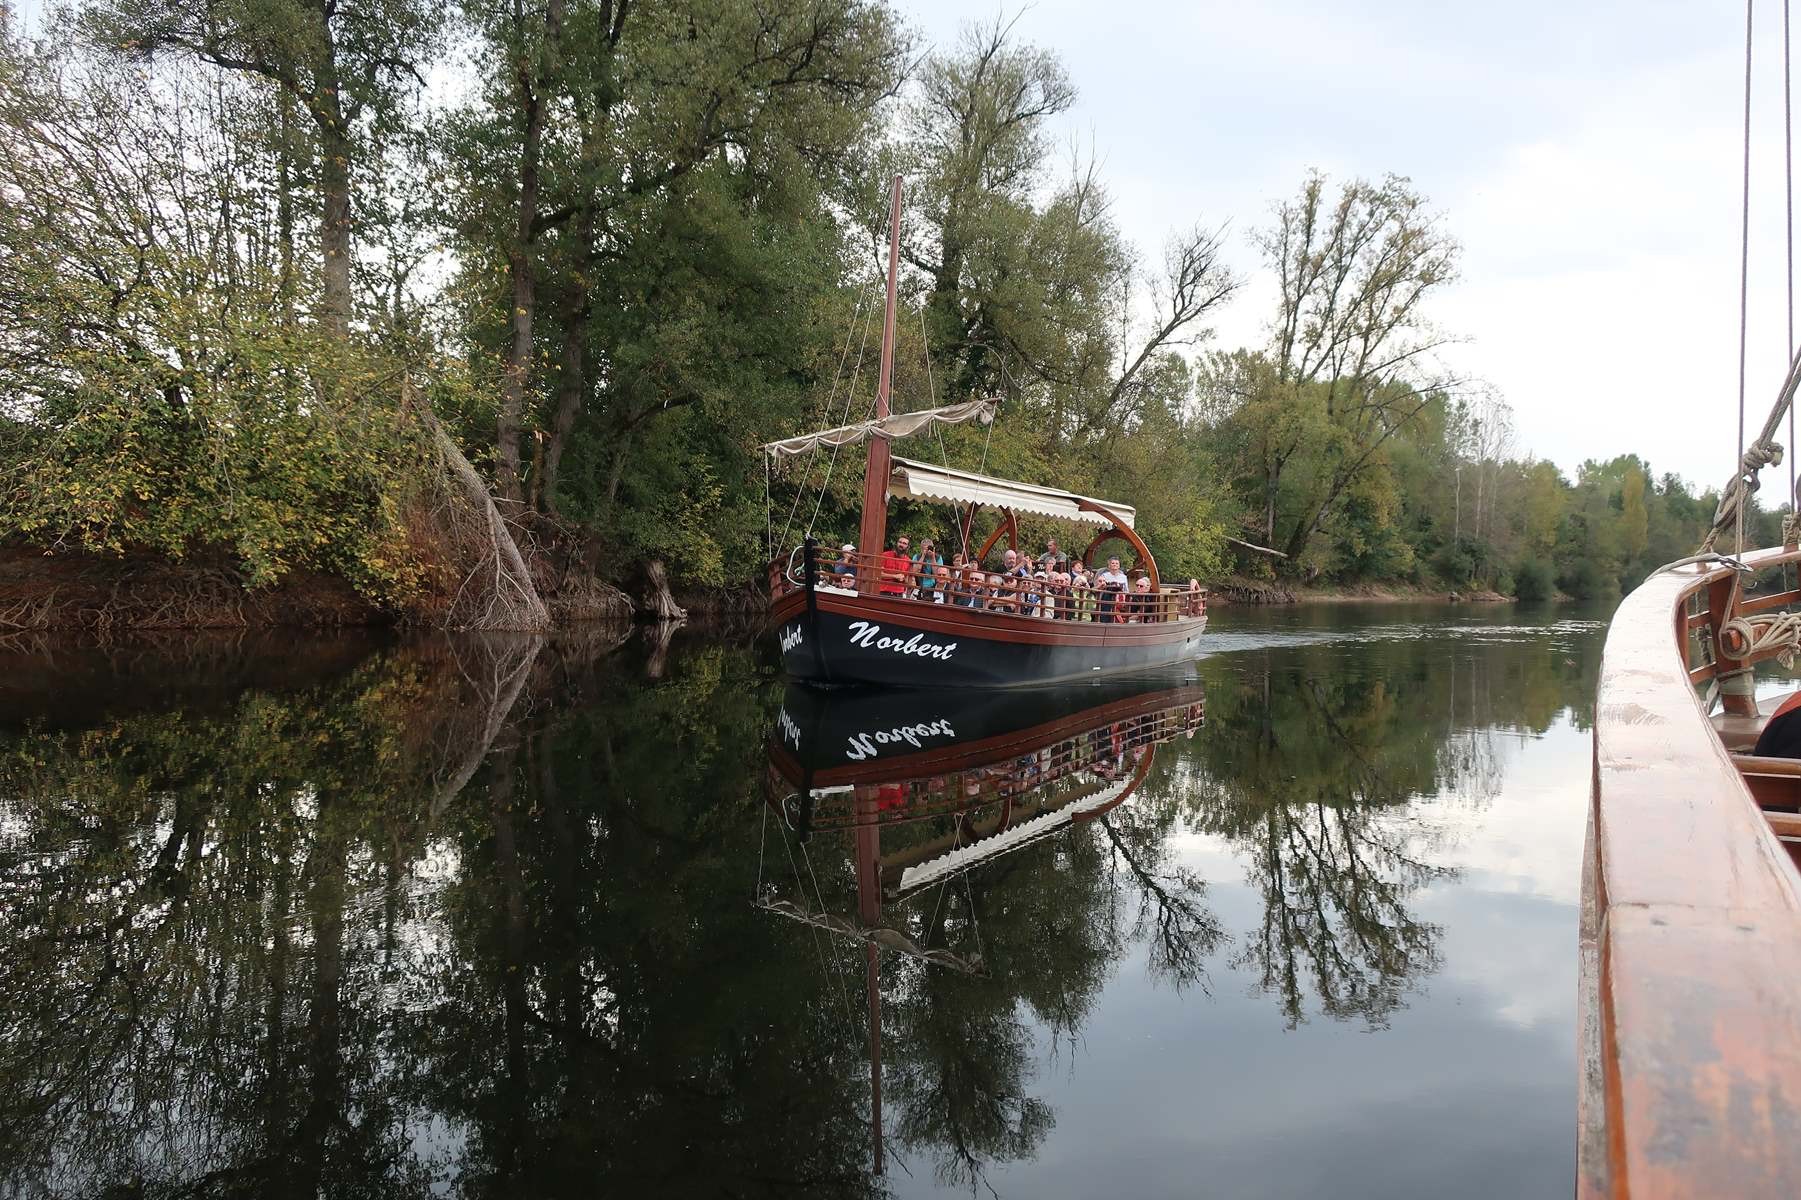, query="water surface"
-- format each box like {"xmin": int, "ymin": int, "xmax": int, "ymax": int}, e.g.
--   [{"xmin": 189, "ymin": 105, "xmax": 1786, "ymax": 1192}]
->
[{"xmin": 0, "ymin": 604, "xmax": 1604, "ymax": 1197}]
